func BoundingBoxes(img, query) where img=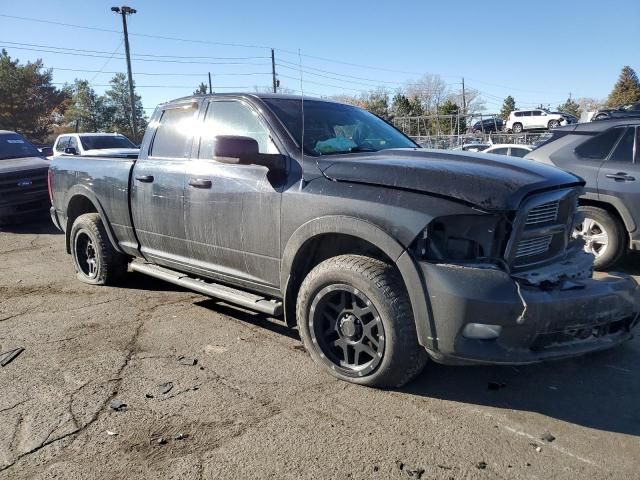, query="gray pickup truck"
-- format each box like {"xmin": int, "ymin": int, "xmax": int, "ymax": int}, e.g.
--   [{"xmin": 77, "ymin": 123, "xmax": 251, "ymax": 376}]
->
[
  {"xmin": 49, "ymin": 94, "xmax": 640, "ymax": 387},
  {"xmin": 0, "ymin": 130, "xmax": 50, "ymax": 222}
]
